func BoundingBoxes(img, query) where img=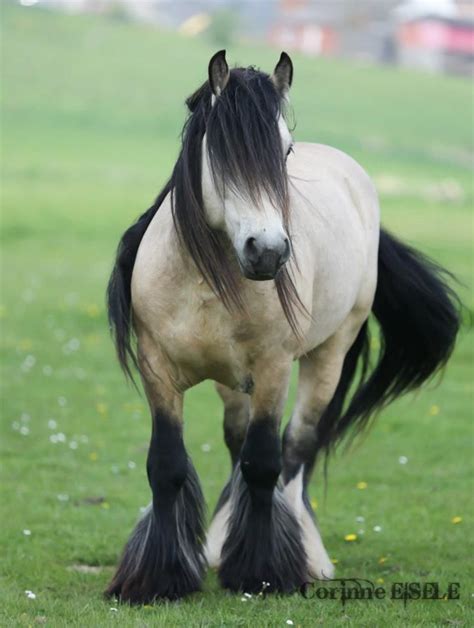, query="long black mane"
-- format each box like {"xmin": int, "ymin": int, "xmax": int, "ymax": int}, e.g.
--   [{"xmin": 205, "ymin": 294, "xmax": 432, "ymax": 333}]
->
[{"xmin": 108, "ymin": 67, "xmax": 302, "ymax": 379}]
